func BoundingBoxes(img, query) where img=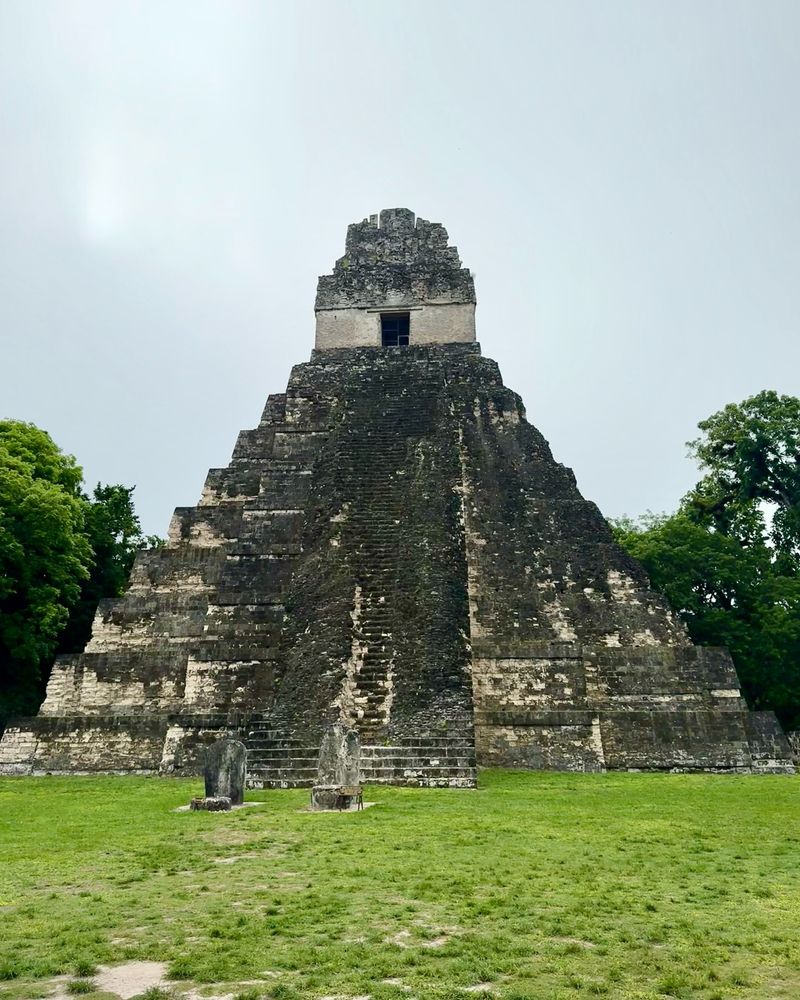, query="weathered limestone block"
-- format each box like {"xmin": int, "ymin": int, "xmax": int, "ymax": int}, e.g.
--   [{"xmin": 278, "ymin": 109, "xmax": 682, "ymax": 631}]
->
[
  {"xmin": 156, "ymin": 716, "xmax": 247, "ymax": 775},
  {"xmin": 475, "ymin": 714, "xmax": 605, "ymax": 772},
  {"xmin": 599, "ymin": 710, "xmax": 753, "ymax": 772},
  {"xmin": 745, "ymin": 712, "xmax": 796, "ymax": 773},
  {"xmin": 0, "ymin": 725, "xmax": 39, "ymax": 775},
  {"xmin": 309, "ymin": 786, "xmax": 341, "ymax": 810},
  {"xmin": 183, "ymin": 659, "xmax": 265, "ymax": 713},
  {"xmin": 0, "ymin": 717, "xmax": 168, "ymax": 774}
]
